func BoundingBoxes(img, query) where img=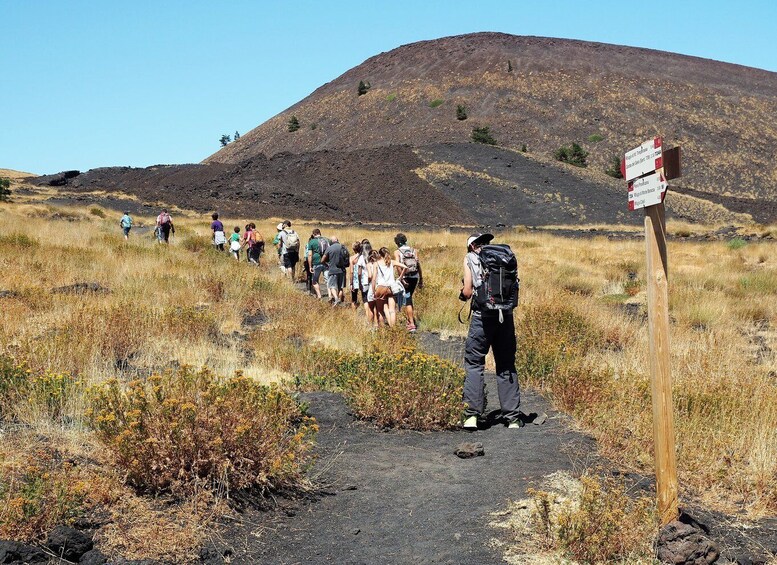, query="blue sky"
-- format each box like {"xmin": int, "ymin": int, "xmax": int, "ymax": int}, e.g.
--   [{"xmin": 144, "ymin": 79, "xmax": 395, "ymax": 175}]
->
[{"xmin": 2, "ymin": 0, "xmax": 776, "ymax": 174}]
